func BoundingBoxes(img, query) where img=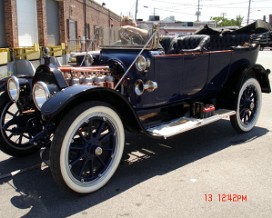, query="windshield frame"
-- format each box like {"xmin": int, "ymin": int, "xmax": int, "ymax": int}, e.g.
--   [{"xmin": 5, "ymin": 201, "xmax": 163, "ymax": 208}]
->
[{"xmin": 99, "ymin": 24, "xmax": 161, "ymax": 50}]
